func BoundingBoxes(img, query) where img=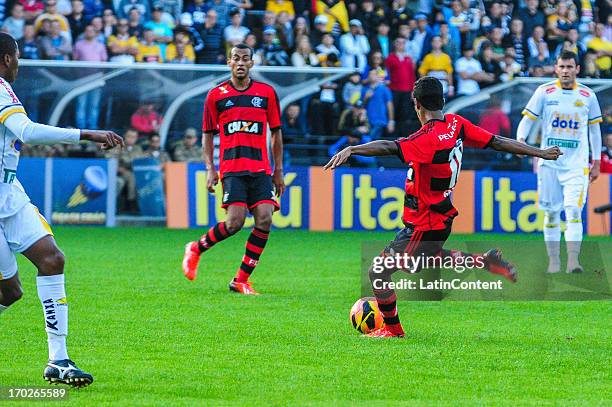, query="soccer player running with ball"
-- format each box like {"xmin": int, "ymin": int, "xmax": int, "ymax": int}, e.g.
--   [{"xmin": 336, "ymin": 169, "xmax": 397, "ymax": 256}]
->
[
  {"xmin": 182, "ymin": 43, "xmax": 285, "ymax": 295},
  {"xmin": 0, "ymin": 33, "xmax": 123, "ymax": 385},
  {"xmin": 325, "ymin": 76, "xmax": 562, "ymax": 338},
  {"xmin": 517, "ymin": 50, "xmax": 602, "ymax": 274}
]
